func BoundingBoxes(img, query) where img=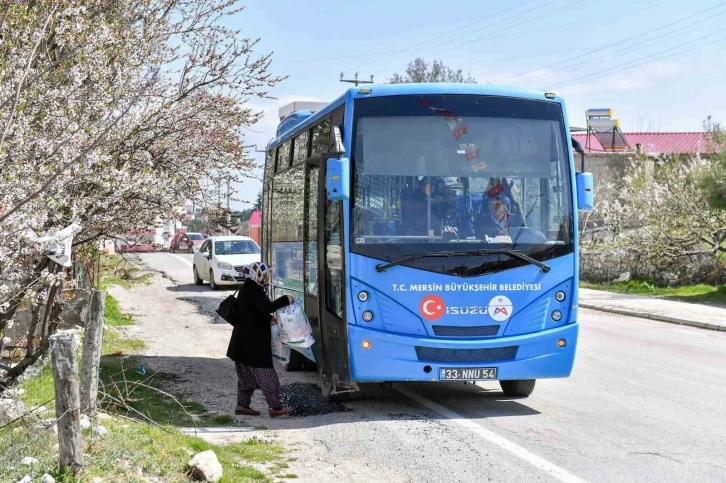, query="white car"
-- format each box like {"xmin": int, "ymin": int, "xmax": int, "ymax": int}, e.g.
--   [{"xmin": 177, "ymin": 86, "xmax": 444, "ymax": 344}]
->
[{"xmin": 192, "ymin": 236, "xmax": 261, "ymax": 290}]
